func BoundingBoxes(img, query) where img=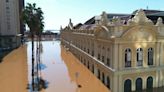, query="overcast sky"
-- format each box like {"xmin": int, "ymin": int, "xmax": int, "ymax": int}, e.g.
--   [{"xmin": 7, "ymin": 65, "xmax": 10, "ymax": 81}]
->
[{"xmin": 26, "ymin": 0, "xmax": 164, "ymax": 30}]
